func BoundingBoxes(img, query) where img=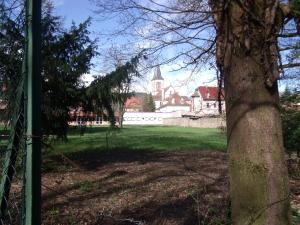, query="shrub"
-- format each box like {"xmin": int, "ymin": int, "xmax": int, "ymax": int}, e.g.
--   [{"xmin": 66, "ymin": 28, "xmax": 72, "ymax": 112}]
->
[{"xmin": 280, "ymin": 89, "xmax": 300, "ymax": 154}]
